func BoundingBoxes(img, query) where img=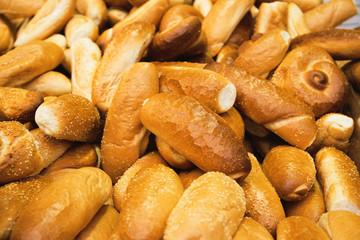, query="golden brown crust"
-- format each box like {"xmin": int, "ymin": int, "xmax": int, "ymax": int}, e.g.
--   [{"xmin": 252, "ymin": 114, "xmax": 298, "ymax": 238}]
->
[
  {"xmin": 233, "ymin": 217, "xmax": 274, "ymax": 240},
  {"xmin": 0, "ymin": 0, "xmax": 46, "ymax": 17},
  {"xmin": 216, "ymin": 44, "xmax": 239, "ymax": 64},
  {"xmin": 76, "ymin": 0, "xmax": 108, "ymax": 29},
  {"xmin": 92, "ymin": 22, "xmax": 155, "ymax": 115},
  {"xmin": 35, "ymin": 94, "xmax": 102, "ymax": 142},
  {"xmin": 178, "ymin": 167, "xmax": 205, "ymax": 189},
  {"xmin": 342, "ymin": 60, "xmax": 360, "ymax": 92},
  {"xmin": 64, "ymin": 14, "xmax": 99, "ymax": 47},
  {"xmin": 219, "ymin": 107, "xmax": 245, "ymax": 141},
  {"xmin": 254, "ymin": 1, "xmax": 288, "ymax": 35},
  {"xmin": 0, "ymin": 121, "xmax": 43, "ymax": 184},
  {"xmin": 277, "ymin": 216, "xmax": 330, "ymax": 240},
  {"xmin": 164, "ymin": 171, "xmax": 246, "ymax": 240},
  {"xmin": 0, "ymin": 40, "xmax": 64, "ymax": 87},
  {"xmin": 140, "ymin": 93, "xmax": 251, "ymax": 180},
  {"xmin": 256, "ymin": 0, "xmax": 322, "ymax": 12},
  {"xmin": 226, "ymin": 12, "xmax": 253, "ymax": 47},
  {"xmin": 107, "ymin": 8, "xmax": 128, "ymax": 26},
  {"xmin": 204, "ymin": 62, "xmax": 317, "ymax": 150},
  {"xmin": 0, "ymin": 15, "xmax": 15, "ymax": 55},
  {"xmin": 286, "ymin": 3, "xmax": 310, "ymax": 39},
  {"xmin": 238, "ymin": 153, "xmax": 285, "ymax": 235},
  {"xmin": 10, "ymin": 167, "xmax": 112, "ymax": 240}
]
